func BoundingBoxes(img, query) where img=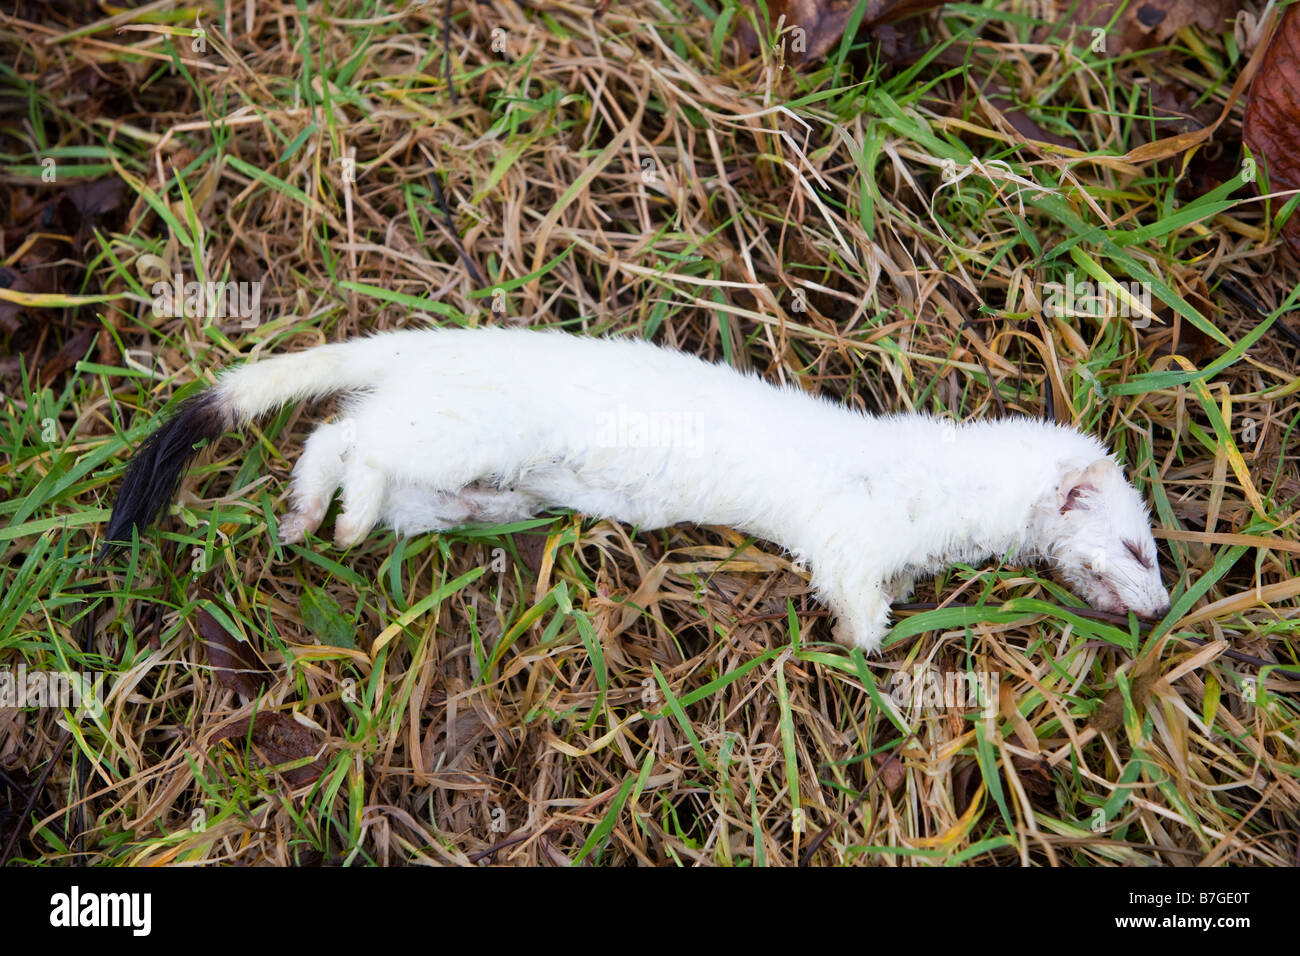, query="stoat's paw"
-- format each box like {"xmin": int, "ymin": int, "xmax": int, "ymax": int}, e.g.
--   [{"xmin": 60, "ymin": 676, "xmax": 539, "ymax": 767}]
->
[
  {"xmin": 277, "ymin": 509, "xmax": 320, "ymax": 545},
  {"xmin": 833, "ymin": 619, "xmax": 888, "ymax": 654},
  {"xmin": 827, "ymin": 576, "xmax": 893, "ymax": 653}
]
